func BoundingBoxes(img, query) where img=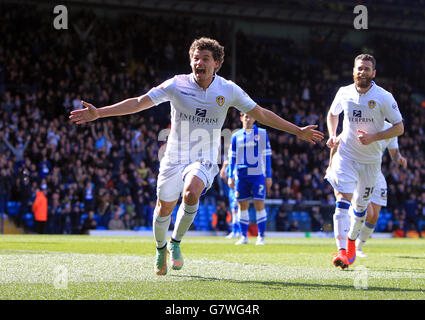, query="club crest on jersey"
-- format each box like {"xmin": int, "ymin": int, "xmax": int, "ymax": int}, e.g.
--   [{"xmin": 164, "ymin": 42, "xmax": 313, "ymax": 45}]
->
[
  {"xmin": 216, "ymin": 96, "xmax": 225, "ymax": 107},
  {"xmin": 368, "ymin": 100, "xmax": 376, "ymax": 109}
]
